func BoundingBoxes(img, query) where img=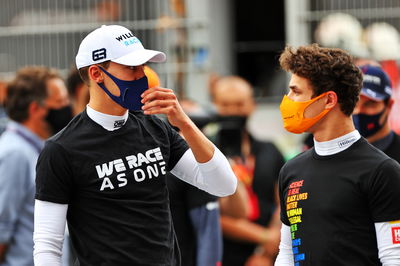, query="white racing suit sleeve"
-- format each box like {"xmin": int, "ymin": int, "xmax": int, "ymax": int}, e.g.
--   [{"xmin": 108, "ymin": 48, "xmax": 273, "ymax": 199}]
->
[
  {"xmin": 170, "ymin": 147, "xmax": 237, "ymax": 197},
  {"xmin": 275, "ymin": 224, "xmax": 294, "ymax": 266},
  {"xmin": 375, "ymin": 221, "xmax": 400, "ymax": 265},
  {"xmin": 34, "ymin": 200, "xmax": 68, "ymax": 266}
]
